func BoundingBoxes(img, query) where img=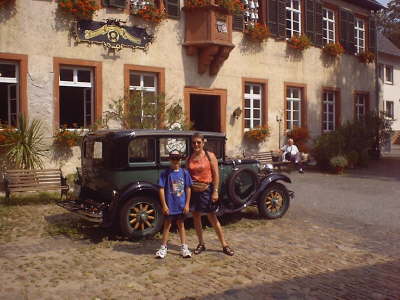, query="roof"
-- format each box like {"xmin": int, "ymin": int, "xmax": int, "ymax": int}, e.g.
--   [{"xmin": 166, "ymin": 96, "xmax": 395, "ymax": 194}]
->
[
  {"xmin": 87, "ymin": 129, "xmax": 226, "ymax": 139},
  {"xmin": 378, "ymin": 32, "xmax": 400, "ymax": 57},
  {"xmin": 344, "ymin": 0, "xmax": 384, "ymax": 11}
]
